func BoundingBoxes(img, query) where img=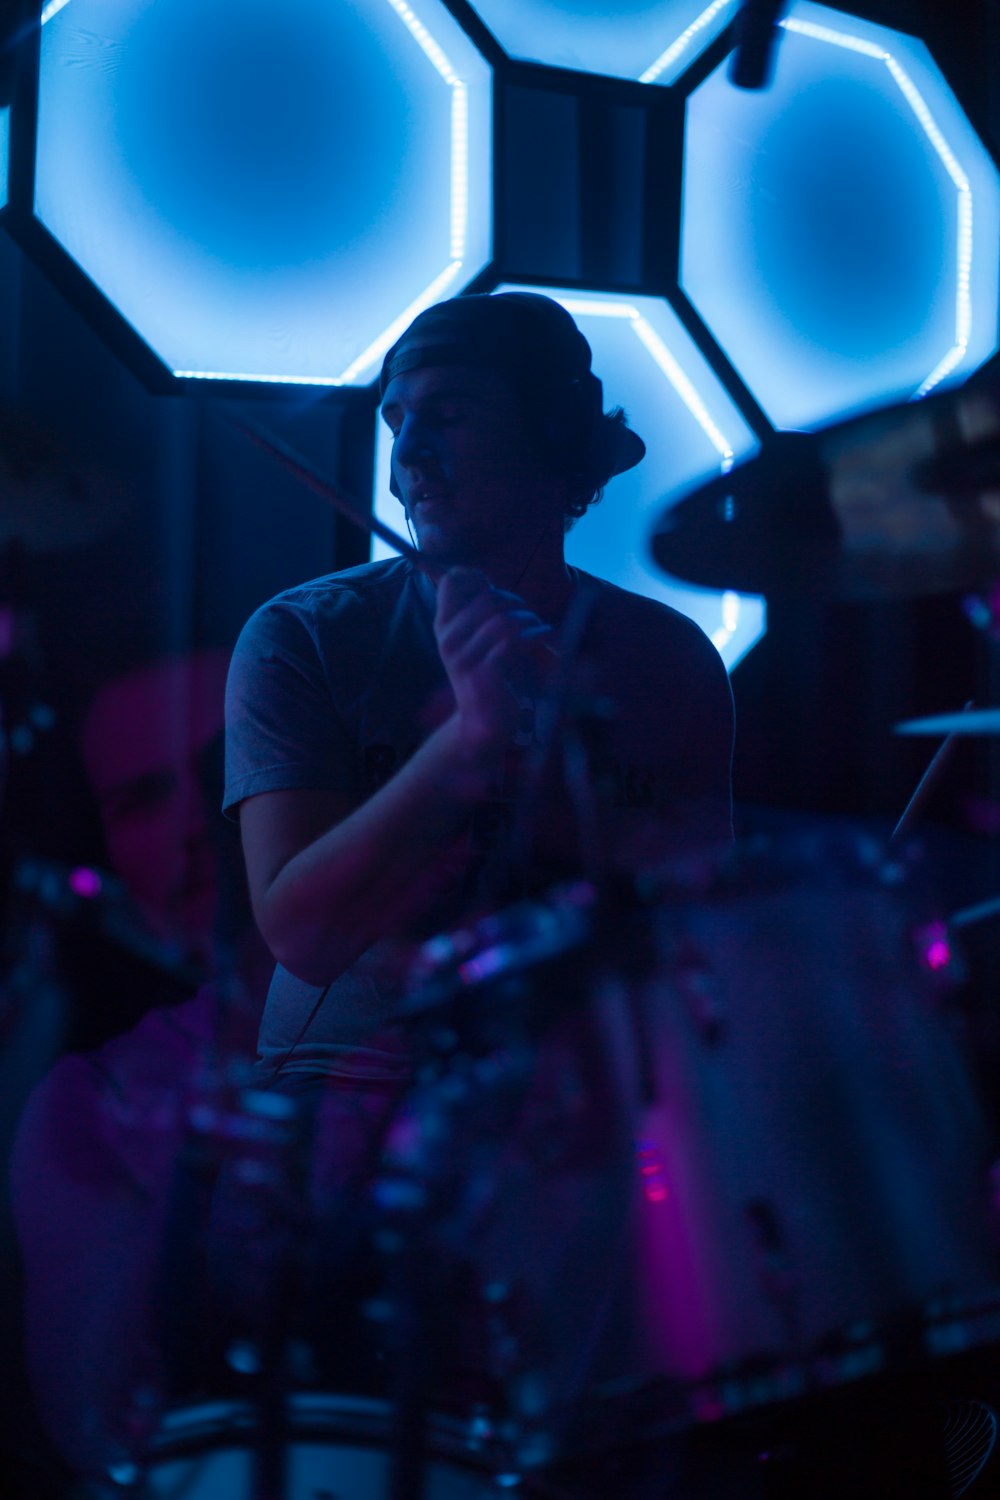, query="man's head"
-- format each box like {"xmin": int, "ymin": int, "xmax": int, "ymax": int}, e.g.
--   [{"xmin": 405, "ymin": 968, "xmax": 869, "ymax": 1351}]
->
[
  {"xmin": 378, "ymin": 293, "xmax": 644, "ymax": 564},
  {"xmin": 81, "ymin": 650, "xmax": 231, "ymax": 963}
]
